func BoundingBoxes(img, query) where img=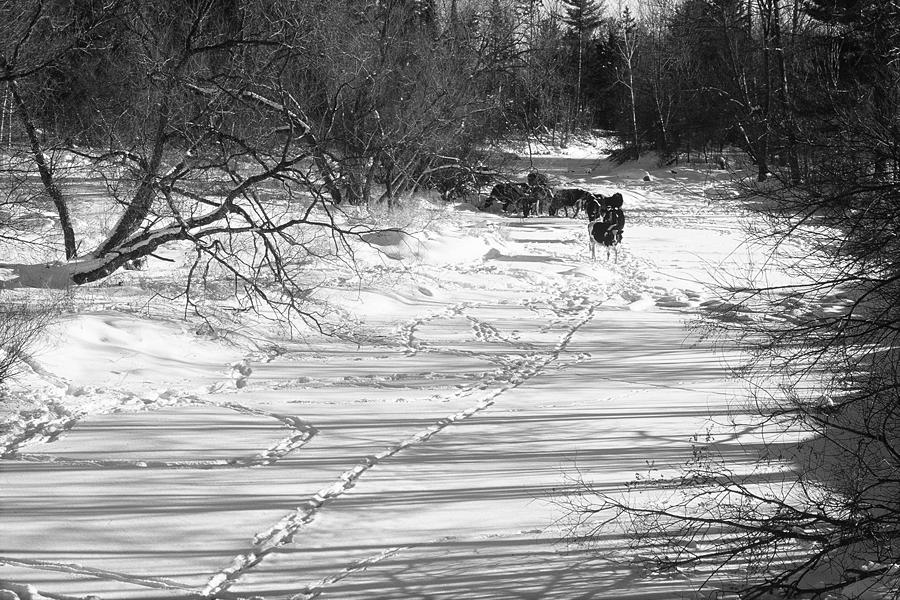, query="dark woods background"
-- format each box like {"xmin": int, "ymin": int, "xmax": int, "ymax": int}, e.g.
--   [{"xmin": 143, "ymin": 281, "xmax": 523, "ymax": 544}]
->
[{"xmin": 8, "ymin": 0, "xmax": 897, "ymax": 184}]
